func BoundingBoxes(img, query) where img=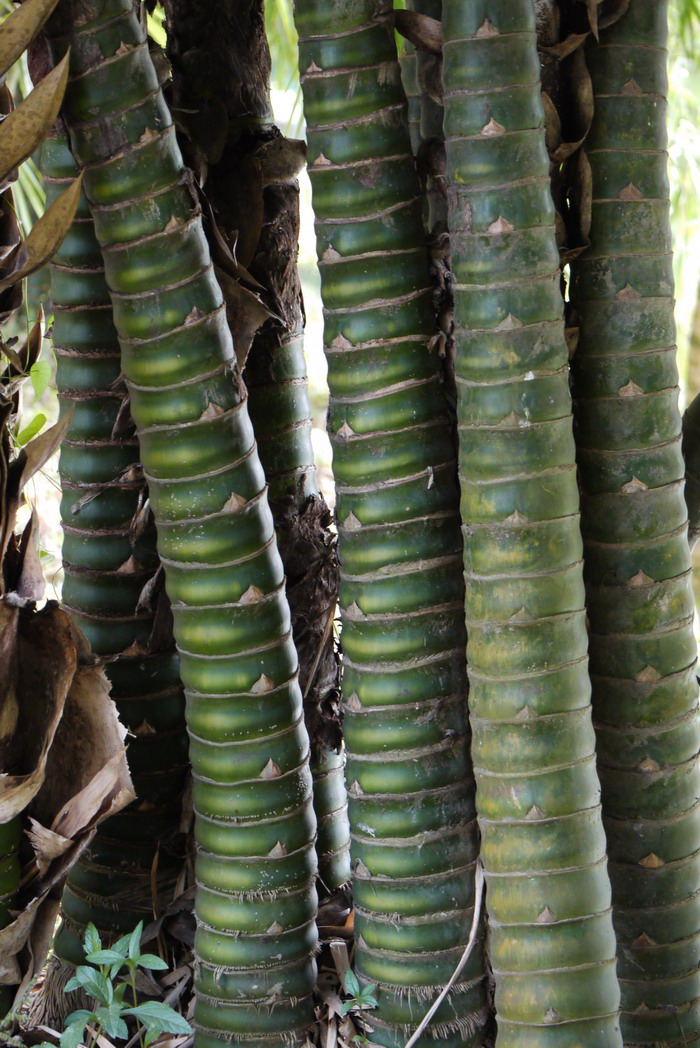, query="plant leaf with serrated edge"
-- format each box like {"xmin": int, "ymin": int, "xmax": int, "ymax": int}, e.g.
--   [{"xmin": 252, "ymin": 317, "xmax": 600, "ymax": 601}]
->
[
  {"xmin": 123, "ymin": 1002, "xmax": 193, "ymax": 1034},
  {"xmin": 136, "ymin": 953, "xmax": 169, "ymax": 970},
  {"xmin": 0, "ymin": 173, "xmax": 83, "ymax": 293},
  {"xmin": 83, "ymin": 922, "xmax": 101, "ymax": 956},
  {"xmin": 65, "ymin": 965, "xmax": 112, "ymax": 1004},
  {"xmin": 0, "ymin": 0, "xmax": 61, "ymax": 80},
  {"xmin": 60, "ymin": 1019, "xmax": 88, "ymax": 1048},
  {"xmin": 0, "ymin": 53, "xmax": 69, "ymax": 190},
  {"xmin": 343, "ymin": 969, "xmax": 360, "ymax": 997},
  {"xmin": 85, "ymin": 948, "xmax": 127, "ymax": 967},
  {"xmin": 128, "ymin": 920, "xmax": 143, "ymax": 960}
]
